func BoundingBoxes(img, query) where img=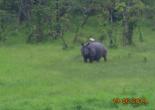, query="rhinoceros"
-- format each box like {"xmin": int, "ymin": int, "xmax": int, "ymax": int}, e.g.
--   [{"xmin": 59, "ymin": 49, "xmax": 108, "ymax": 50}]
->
[{"xmin": 81, "ymin": 42, "xmax": 107, "ymax": 63}]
